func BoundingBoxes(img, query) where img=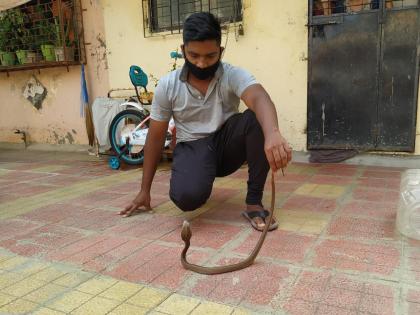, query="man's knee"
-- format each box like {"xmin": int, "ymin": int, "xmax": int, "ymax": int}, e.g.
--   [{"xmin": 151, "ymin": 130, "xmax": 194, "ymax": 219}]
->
[{"xmin": 169, "ymin": 185, "xmax": 211, "ymax": 212}]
